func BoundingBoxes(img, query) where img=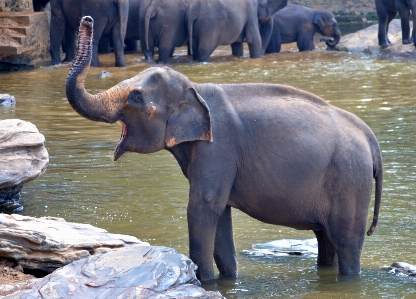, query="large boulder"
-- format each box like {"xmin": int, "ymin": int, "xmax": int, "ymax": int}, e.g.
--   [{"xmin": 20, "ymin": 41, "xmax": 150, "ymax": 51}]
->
[
  {"xmin": 0, "ymin": 119, "xmax": 48, "ymax": 212},
  {"xmin": 0, "ymin": 214, "xmax": 224, "ymax": 298},
  {"xmin": 337, "ymin": 19, "xmax": 416, "ymax": 58},
  {"xmin": 0, "ymin": 214, "xmax": 147, "ymax": 273}
]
